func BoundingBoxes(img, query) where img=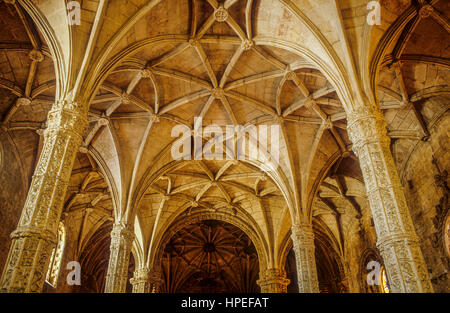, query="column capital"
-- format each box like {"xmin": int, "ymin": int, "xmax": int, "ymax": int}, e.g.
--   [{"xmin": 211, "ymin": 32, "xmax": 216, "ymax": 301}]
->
[
  {"xmin": 130, "ymin": 267, "xmax": 150, "ymax": 285},
  {"xmin": 346, "ymin": 105, "xmax": 390, "ymax": 156},
  {"xmin": 130, "ymin": 267, "xmax": 162, "ymax": 293},
  {"xmin": 291, "ymin": 223, "xmax": 315, "ymax": 246},
  {"xmin": 46, "ymin": 101, "xmax": 89, "ymax": 139},
  {"xmin": 346, "ymin": 104, "xmax": 434, "ymax": 292},
  {"xmin": 110, "ymin": 223, "xmax": 135, "ymax": 246},
  {"xmin": 257, "ymin": 268, "xmax": 290, "ymax": 293},
  {"xmin": 29, "ymin": 49, "xmax": 44, "ymax": 63}
]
